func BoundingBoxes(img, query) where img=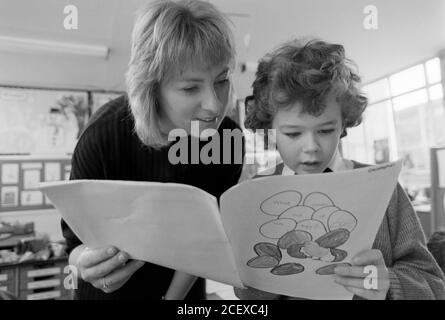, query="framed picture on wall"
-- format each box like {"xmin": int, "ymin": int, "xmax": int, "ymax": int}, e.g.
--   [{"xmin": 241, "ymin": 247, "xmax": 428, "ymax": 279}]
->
[{"xmin": 0, "ymin": 87, "xmax": 89, "ymax": 155}]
